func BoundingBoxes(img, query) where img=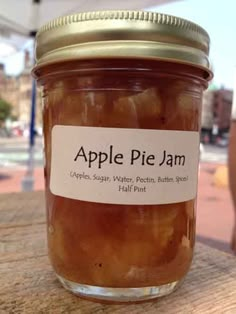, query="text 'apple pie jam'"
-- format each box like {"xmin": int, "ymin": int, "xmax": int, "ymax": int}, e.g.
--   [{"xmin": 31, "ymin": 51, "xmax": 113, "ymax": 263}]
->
[{"xmin": 32, "ymin": 10, "xmax": 212, "ymax": 303}]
